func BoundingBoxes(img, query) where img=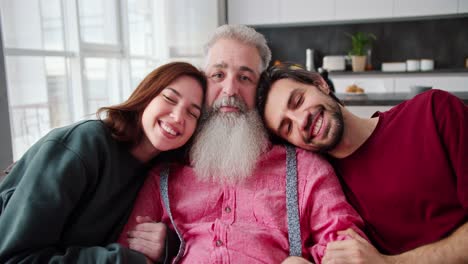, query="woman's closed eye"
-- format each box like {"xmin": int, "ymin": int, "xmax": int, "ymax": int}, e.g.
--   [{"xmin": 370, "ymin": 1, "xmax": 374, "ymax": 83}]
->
[
  {"xmin": 163, "ymin": 95, "xmax": 177, "ymax": 104},
  {"xmin": 187, "ymin": 109, "xmax": 200, "ymax": 119}
]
